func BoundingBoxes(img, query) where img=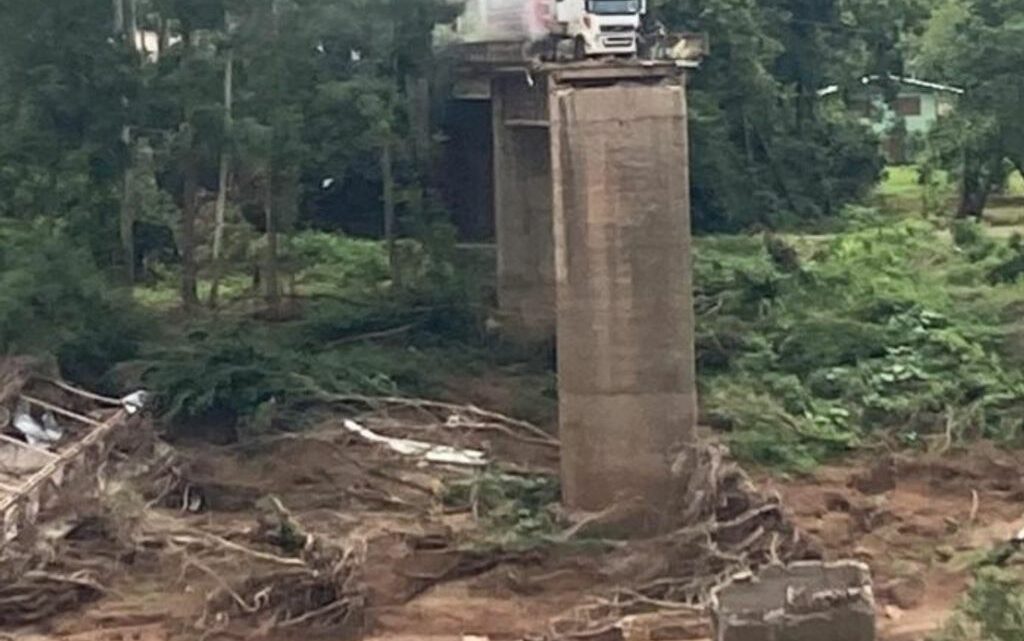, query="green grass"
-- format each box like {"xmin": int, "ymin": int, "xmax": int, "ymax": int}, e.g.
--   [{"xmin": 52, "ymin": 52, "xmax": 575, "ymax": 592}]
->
[
  {"xmin": 1008, "ymin": 171, "xmax": 1024, "ymax": 196},
  {"xmin": 134, "ymin": 274, "xmax": 254, "ymax": 311},
  {"xmin": 875, "ymin": 164, "xmax": 1024, "ymax": 226},
  {"xmin": 876, "ymin": 165, "xmax": 929, "ymax": 197},
  {"xmin": 873, "ymin": 165, "xmax": 954, "ymax": 217}
]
